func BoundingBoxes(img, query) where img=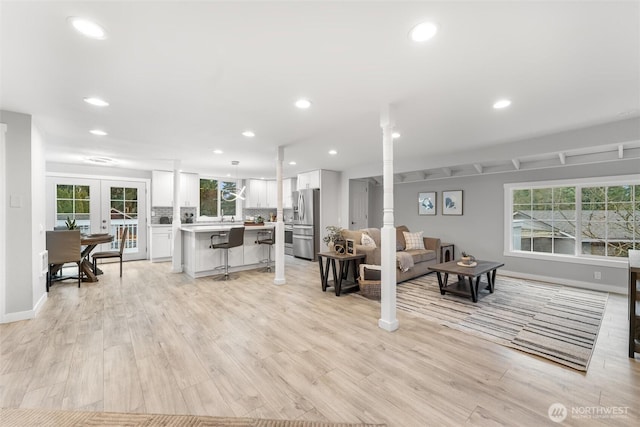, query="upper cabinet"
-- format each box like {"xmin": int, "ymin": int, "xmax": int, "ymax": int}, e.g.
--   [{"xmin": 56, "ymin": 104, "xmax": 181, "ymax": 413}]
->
[
  {"xmin": 151, "ymin": 170, "xmax": 174, "ymax": 207},
  {"xmin": 151, "ymin": 170, "xmax": 200, "ymax": 209},
  {"xmin": 246, "ymin": 179, "xmax": 268, "ymax": 208},
  {"xmin": 297, "ymin": 170, "xmax": 320, "ymax": 190},
  {"xmin": 179, "ymin": 173, "xmax": 200, "ymax": 208}
]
